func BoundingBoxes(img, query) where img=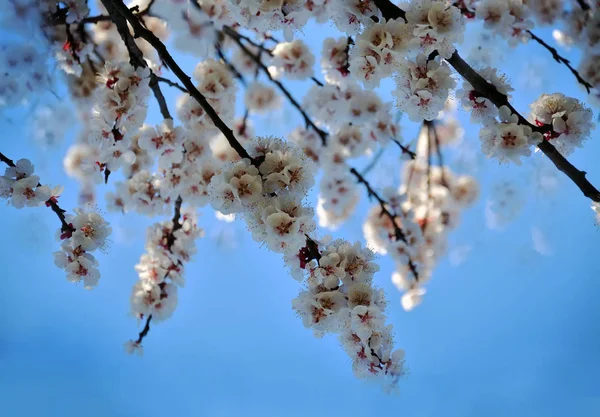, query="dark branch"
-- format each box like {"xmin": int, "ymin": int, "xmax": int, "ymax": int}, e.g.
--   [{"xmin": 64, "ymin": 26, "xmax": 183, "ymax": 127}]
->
[
  {"xmin": 135, "ymin": 314, "xmax": 152, "ymax": 344},
  {"xmin": 429, "ymin": 121, "xmax": 449, "ymax": 188},
  {"xmin": 526, "ymin": 30, "xmax": 592, "ymax": 93},
  {"xmin": 156, "ymin": 76, "xmax": 188, "ymax": 93},
  {"xmin": 223, "ymin": 26, "xmax": 328, "ymax": 145},
  {"xmin": 0, "ymin": 151, "xmax": 74, "ymax": 234},
  {"xmin": 101, "ymin": 0, "xmax": 172, "ymax": 120},
  {"xmin": 105, "ymin": 0, "xmax": 254, "ymax": 162},
  {"xmin": 349, "ymin": 167, "xmax": 419, "ymax": 281},
  {"xmin": 166, "ymin": 196, "xmax": 183, "ymax": 249},
  {"xmin": 216, "ymin": 44, "xmax": 247, "ymax": 86},
  {"xmin": 375, "ymin": 0, "xmax": 600, "ymax": 202},
  {"xmin": 391, "ymin": 139, "xmax": 416, "ymax": 159},
  {"xmin": 79, "ymin": 1, "xmax": 155, "ymax": 25}
]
